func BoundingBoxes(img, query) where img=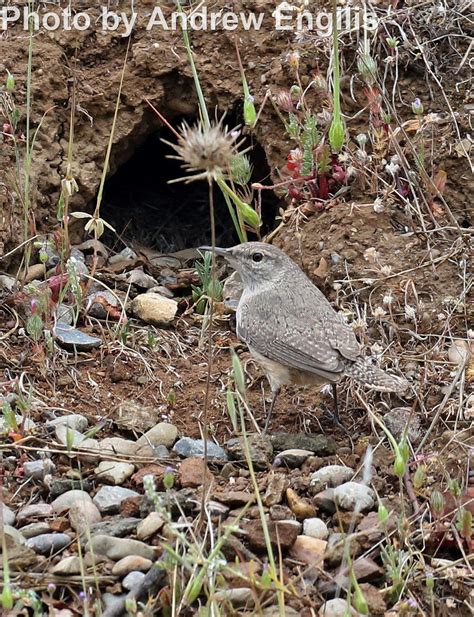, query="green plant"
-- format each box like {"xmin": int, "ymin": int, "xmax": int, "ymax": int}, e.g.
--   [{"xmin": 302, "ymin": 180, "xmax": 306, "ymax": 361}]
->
[{"xmin": 192, "ymin": 251, "xmax": 223, "ymax": 315}]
